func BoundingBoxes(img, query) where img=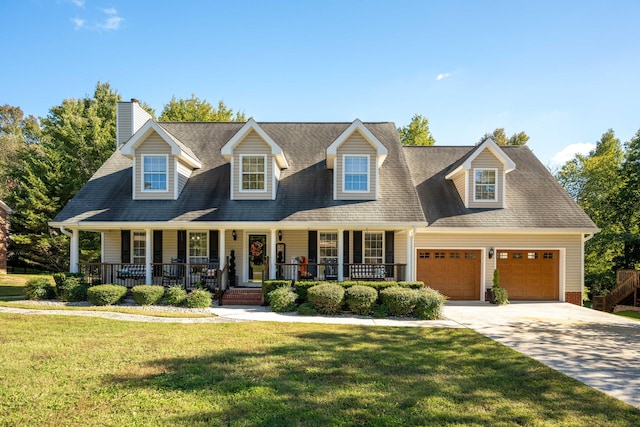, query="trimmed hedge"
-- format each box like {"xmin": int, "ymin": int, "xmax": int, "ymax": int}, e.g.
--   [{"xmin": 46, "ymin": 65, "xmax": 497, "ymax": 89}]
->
[
  {"xmin": 87, "ymin": 285, "xmax": 127, "ymax": 306},
  {"xmin": 297, "ymin": 302, "xmax": 317, "ymax": 316},
  {"xmin": 268, "ymin": 286, "xmax": 298, "ymax": 312},
  {"xmin": 294, "ymin": 281, "xmax": 322, "ymax": 303},
  {"xmin": 398, "ymin": 281, "xmax": 425, "ymax": 289},
  {"xmin": 25, "ymin": 278, "xmax": 56, "ymax": 300},
  {"xmin": 307, "ymin": 283, "xmax": 344, "ymax": 315},
  {"xmin": 57, "ymin": 277, "xmax": 90, "ymax": 302},
  {"xmin": 164, "ymin": 286, "xmax": 187, "ymax": 306},
  {"xmin": 414, "ymin": 287, "xmax": 447, "ymax": 320},
  {"xmin": 131, "ymin": 285, "xmax": 165, "ymax": 306},
  {"xmin": 263, "ymin": 280, "xmax": 293, "ymax": 304},
  {"xmin": 185, "ymin": 289, "xmax": 212, "ymax": 308},
  {"xmin": 380, "ymin": 287, "xmax": 416, "ymax": 317},
  {"xmin": 345, "ymin": 285, "xmax": 378, "ymax": 315}
]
